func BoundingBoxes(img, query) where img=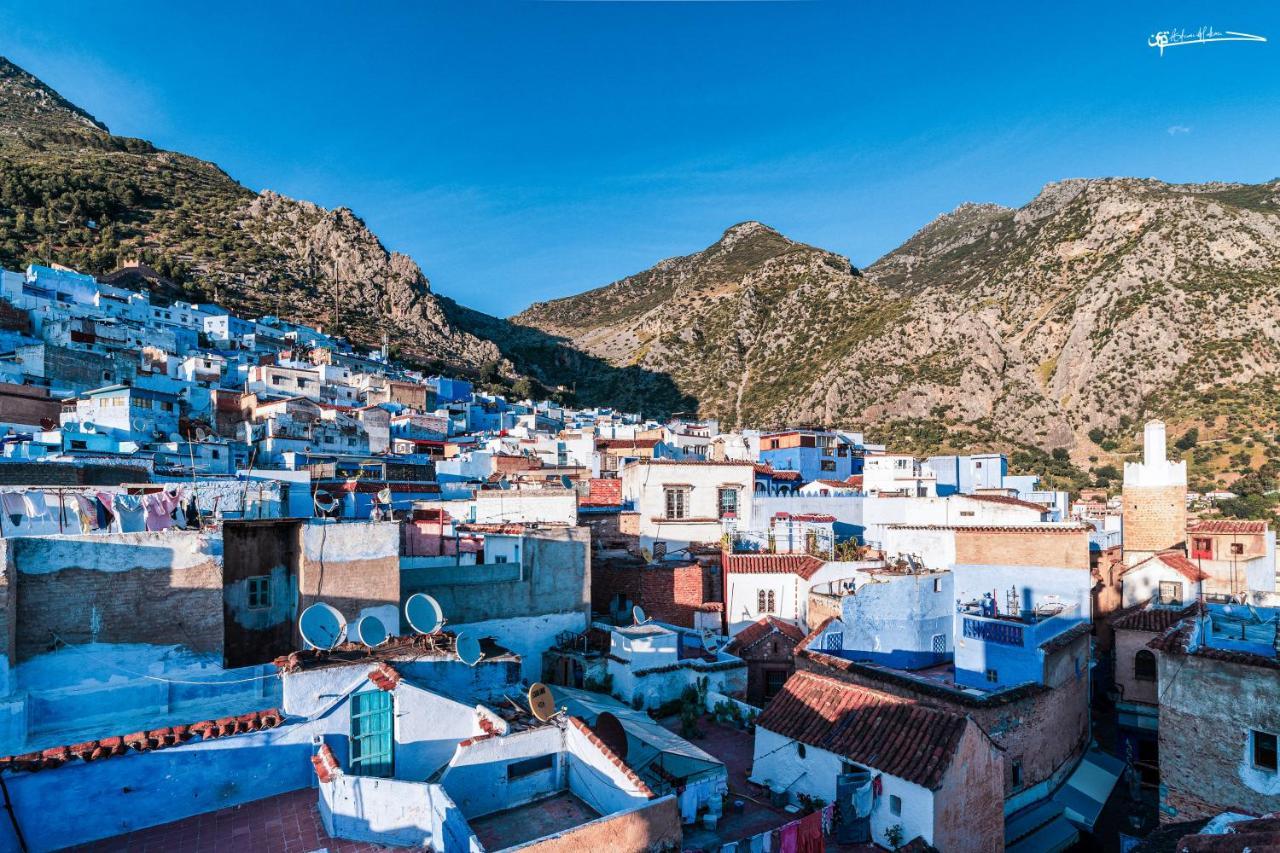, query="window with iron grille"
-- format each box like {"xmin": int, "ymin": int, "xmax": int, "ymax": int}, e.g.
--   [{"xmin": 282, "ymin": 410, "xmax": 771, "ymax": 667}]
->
[
  {"xmin": 350, "ymin": 690, "xmax": 394, "ymax": 778},
  {"xmin": 1158, "ymin": 581, "xmax": 1183, "ymax": 605},
  {"xmin": 932, "ymin": 633, "xmax": 946, "ymax": 654},
  {"xmin": 664, "ymin": 487, "xmax": 689, "ymax": 520},
  {"xmin": 824, "ymin": 632, "xmax": 843, "ymax": 651},
  {"xmin": 717, "ymin": 488, "xmax": 739, "ymax": 518},
  {"xmin": 757, "ymin": 589, "xmax": 776, "ymax": 614}
]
